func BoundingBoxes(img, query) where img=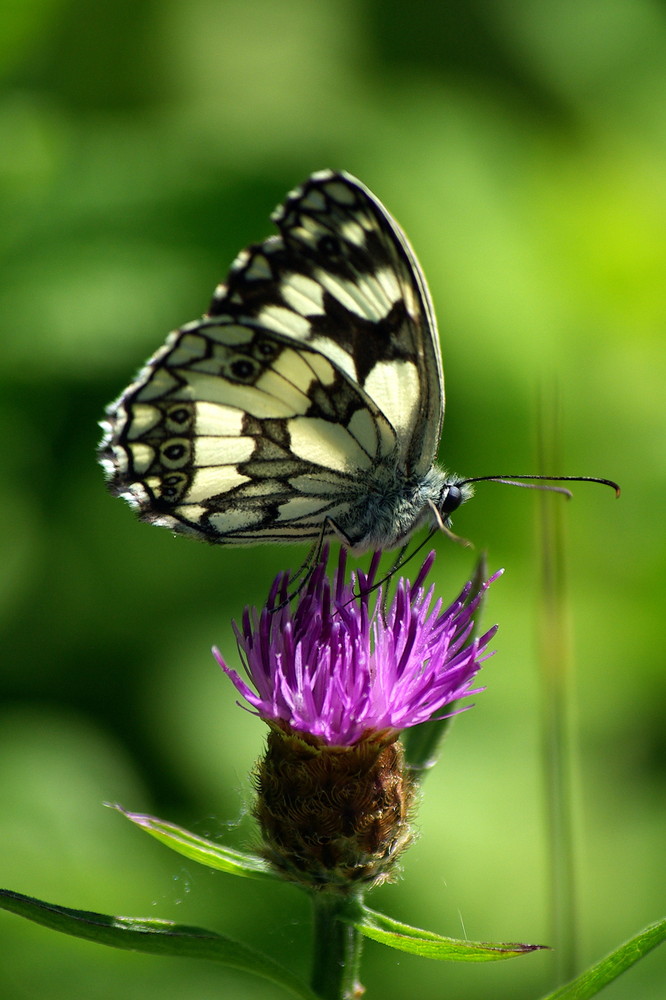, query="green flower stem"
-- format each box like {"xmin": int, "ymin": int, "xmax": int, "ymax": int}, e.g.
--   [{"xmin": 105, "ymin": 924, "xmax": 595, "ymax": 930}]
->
[
  {"xmin": 310, "ymin": 892, "xmax": 364, "ymax": 1000},
  {"xmin": 536, "ymin": 397, "xmax": 578, "ymax": 982}
]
